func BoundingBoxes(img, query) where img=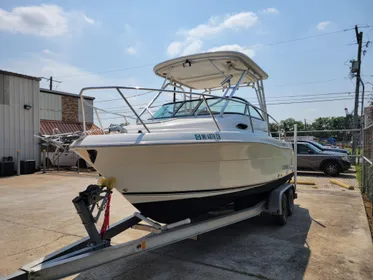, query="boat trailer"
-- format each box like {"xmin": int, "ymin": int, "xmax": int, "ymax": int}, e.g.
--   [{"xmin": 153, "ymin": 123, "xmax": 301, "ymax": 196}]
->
[{"xmin": 5, "ymin": 181, "xmax": 296, "ymax": 280}]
